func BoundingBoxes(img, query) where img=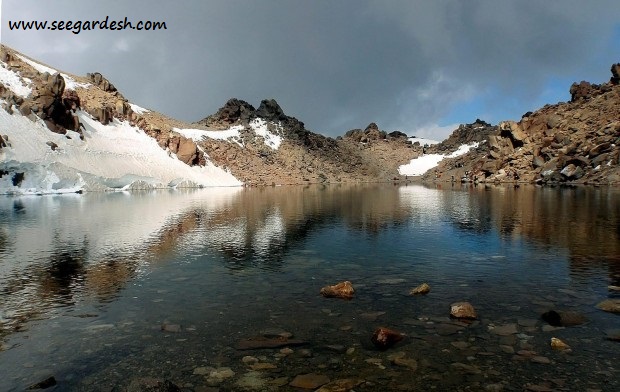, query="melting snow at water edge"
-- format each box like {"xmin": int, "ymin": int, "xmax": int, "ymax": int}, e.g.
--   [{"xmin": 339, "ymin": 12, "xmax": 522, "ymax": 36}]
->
[{"xmin": 0, "ymin": 108, "xmax": 242, "ymax": 195}]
